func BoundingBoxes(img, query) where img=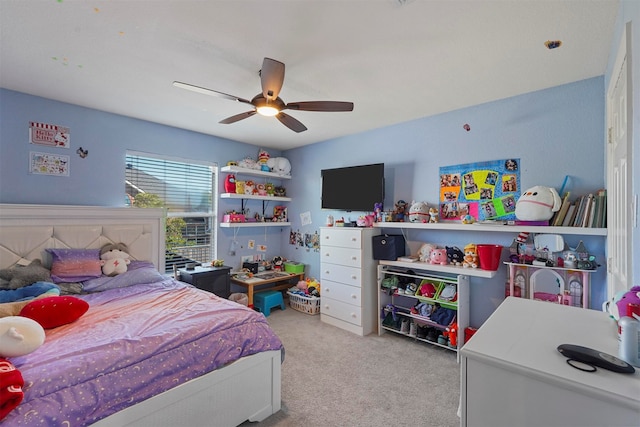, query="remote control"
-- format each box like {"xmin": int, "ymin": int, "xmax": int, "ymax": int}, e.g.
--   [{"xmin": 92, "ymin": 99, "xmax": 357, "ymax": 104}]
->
[{"xmin": 557, "ymin": 344, "xmax": 635, "ymax": 374}]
